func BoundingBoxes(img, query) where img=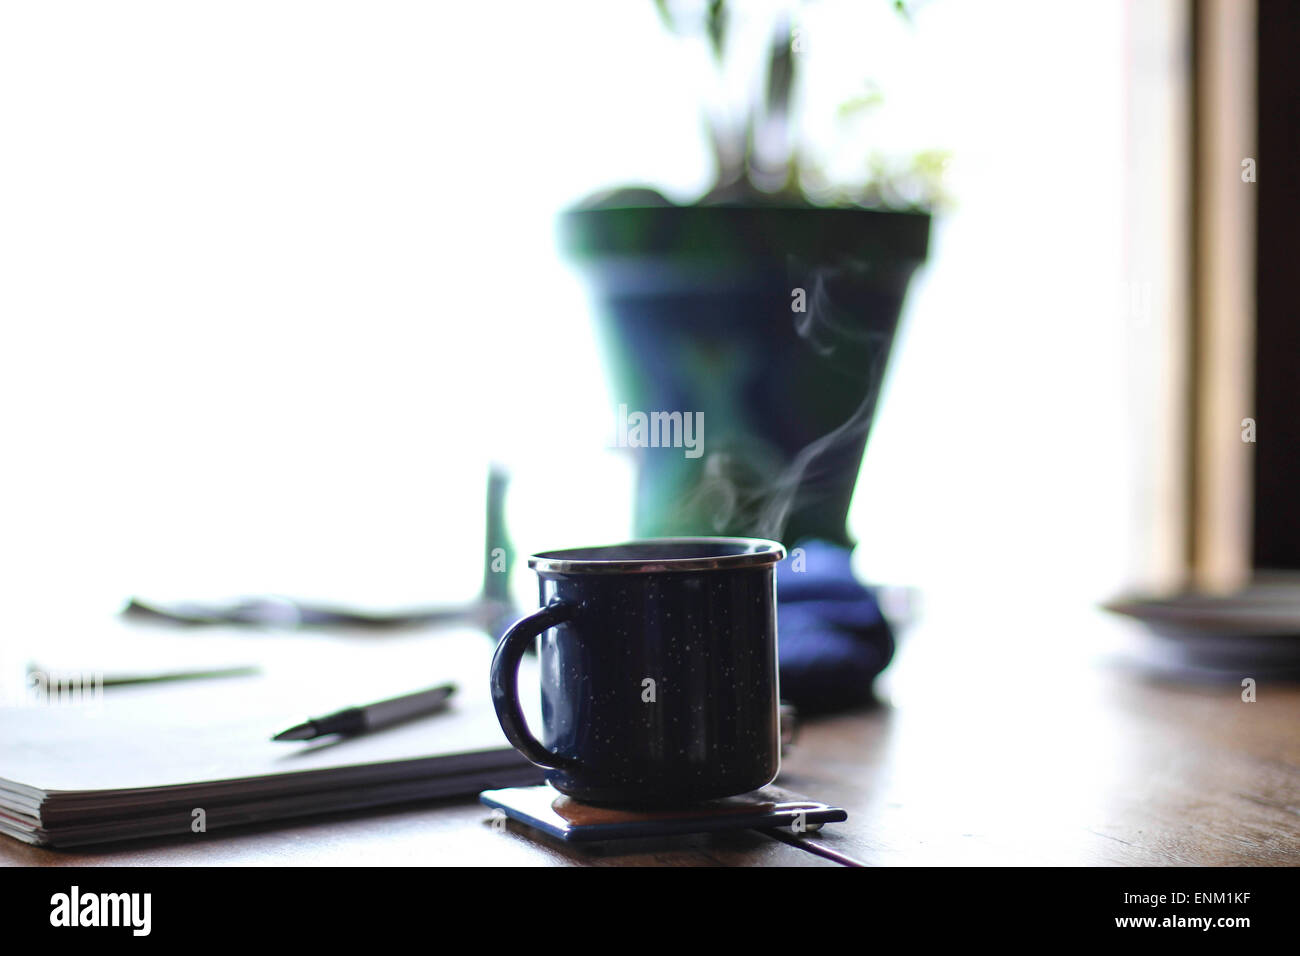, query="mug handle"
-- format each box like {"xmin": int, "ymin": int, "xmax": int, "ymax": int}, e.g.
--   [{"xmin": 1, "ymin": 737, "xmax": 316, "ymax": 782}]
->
[{"xmin": 490, "ymin": 600, "xmax": 578, "ymax": 772}]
